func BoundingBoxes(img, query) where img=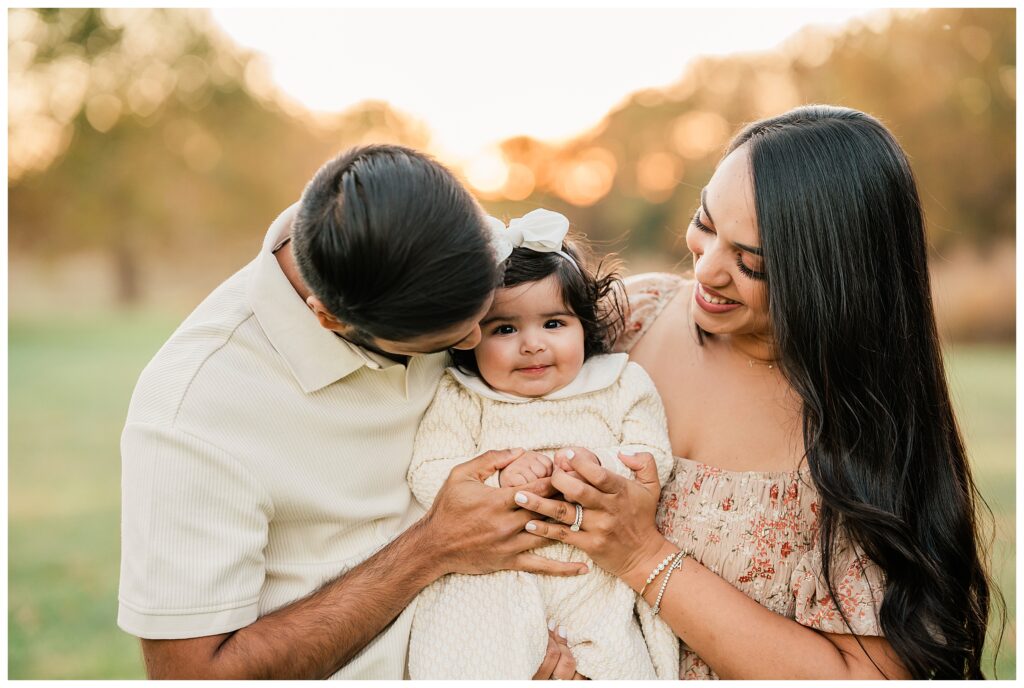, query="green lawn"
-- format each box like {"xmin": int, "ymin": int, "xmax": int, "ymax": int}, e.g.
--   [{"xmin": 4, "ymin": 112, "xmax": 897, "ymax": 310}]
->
[{"xmin": 7, "ymin": 313, "xmax": 1016, "ymax": 678}]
